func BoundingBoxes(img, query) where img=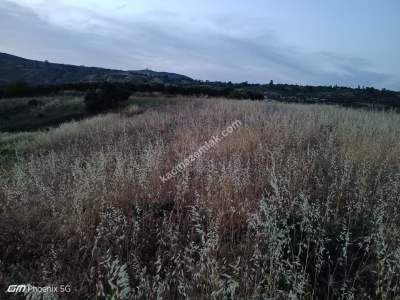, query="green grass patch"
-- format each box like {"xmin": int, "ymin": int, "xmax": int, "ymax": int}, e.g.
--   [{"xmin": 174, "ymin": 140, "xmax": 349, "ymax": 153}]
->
[
  {"xmin": 0, "ymin": 131, "xmax": 42, "ymax": 158},
  {"xmin": 0, "ymin": 96, "xmax": 85, "ymax": 132},
  {"xmin": 127, "ymin": 96, "xmax": 181, "ymax": 108}
]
